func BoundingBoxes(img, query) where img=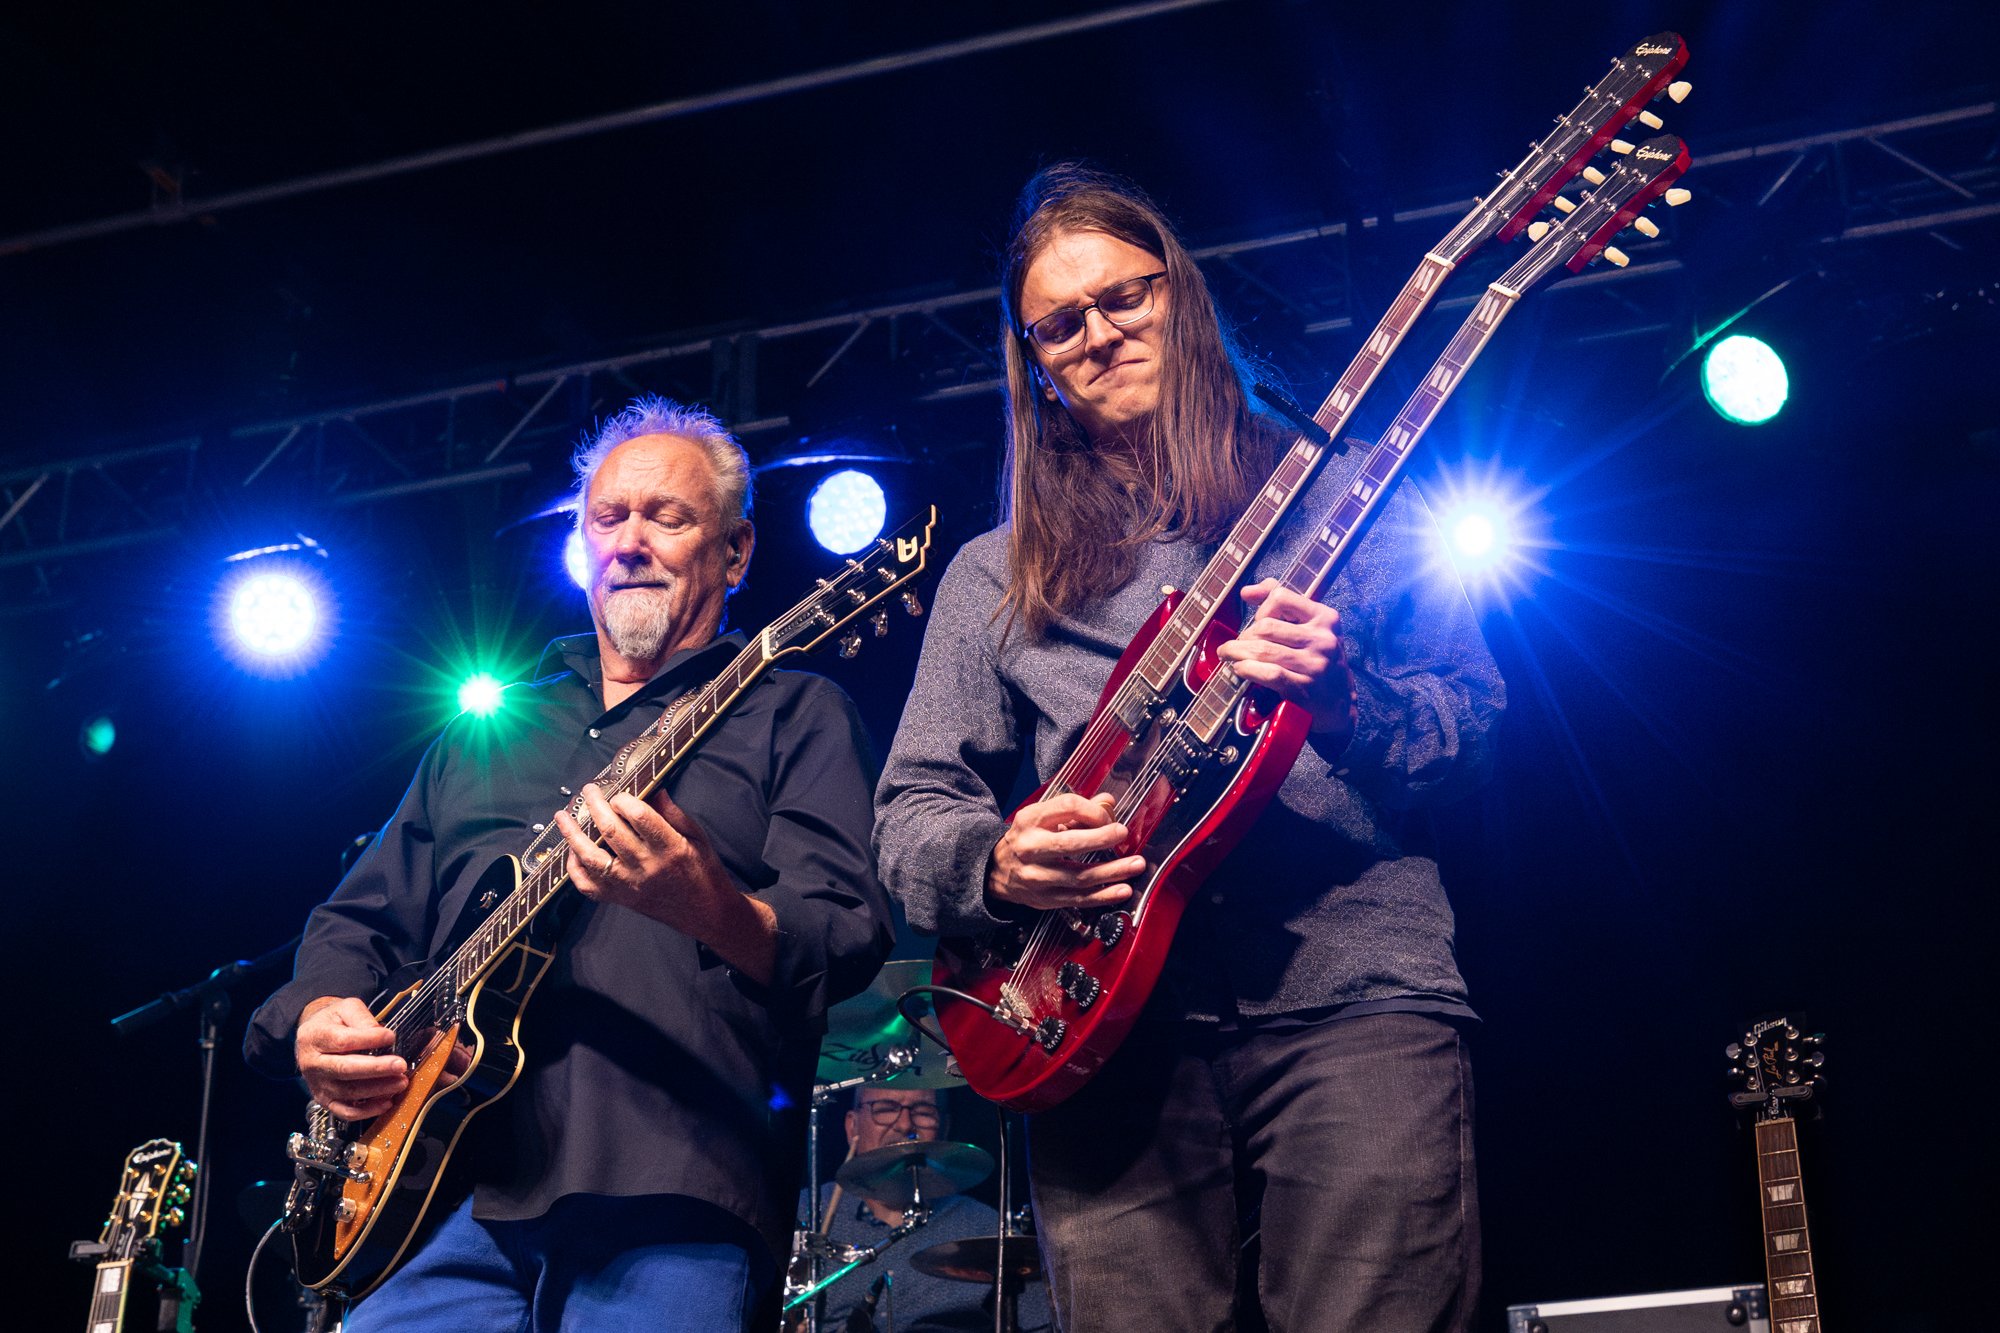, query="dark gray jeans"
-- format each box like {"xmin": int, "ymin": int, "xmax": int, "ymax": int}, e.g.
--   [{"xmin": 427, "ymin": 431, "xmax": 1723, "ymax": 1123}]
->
[{"xmin": 1026, "ymin": 1011, "xmax": 1478, "ymax": 1333}]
